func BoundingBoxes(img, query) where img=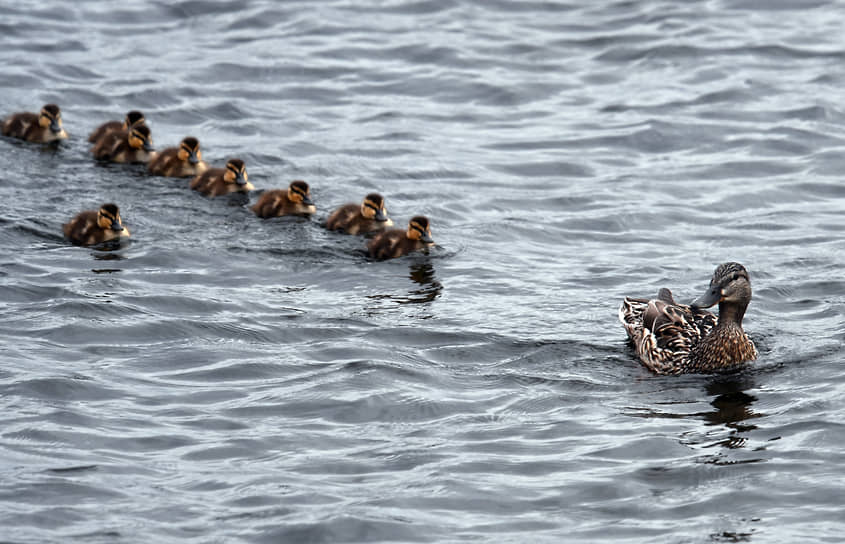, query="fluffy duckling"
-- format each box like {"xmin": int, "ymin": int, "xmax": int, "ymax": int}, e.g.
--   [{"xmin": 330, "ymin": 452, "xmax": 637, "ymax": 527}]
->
[
  {"xmin": 251, "ymin": 180, "xmax": 316, "ymax": 218},
  {"xmin": 2, "ymin": 104, "xmax": 67, "ymax": 143},
  {"xmin": 148, "ymin": 136, "xmax": 208, "ymax": 177},
  {"xmin": 91, "ymin": 124, "xmax": 155, "ymax": 163},
  {"xmin": 88, "ymin": 110, "xmax": 145, "ymax": 143},
  {"xmin": 63, "ymin": 203, "xmax": 130, "ymax": 247},
  {"xmin": 619, "ymin": 262, "xmax": 758, "ymax": 374},
  {"xmin": 190, "ymin": 158, "xmax": 254, "ymax": 197},
  {"xmin": 326, "ymin": 193, "xmax": 394, "ymax": 235},
  {"xmin": 367, "ymin": 216, "xmax": 434, "ymax": 260}
]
